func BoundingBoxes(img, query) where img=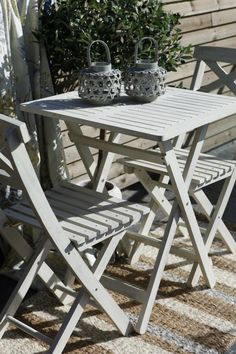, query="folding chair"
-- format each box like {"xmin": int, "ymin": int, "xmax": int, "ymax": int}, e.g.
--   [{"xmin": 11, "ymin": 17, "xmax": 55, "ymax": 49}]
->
[
  {"xmin": 121, "ymin": 45, "xmax": 236, "ymax": 268},
  {"xmin": 0, "ymin": 114, "xmax": 149, "ymax": 353},
  {"xmin": 113, "ymin": 46, "xmax": 236, "ymax": 334}
]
